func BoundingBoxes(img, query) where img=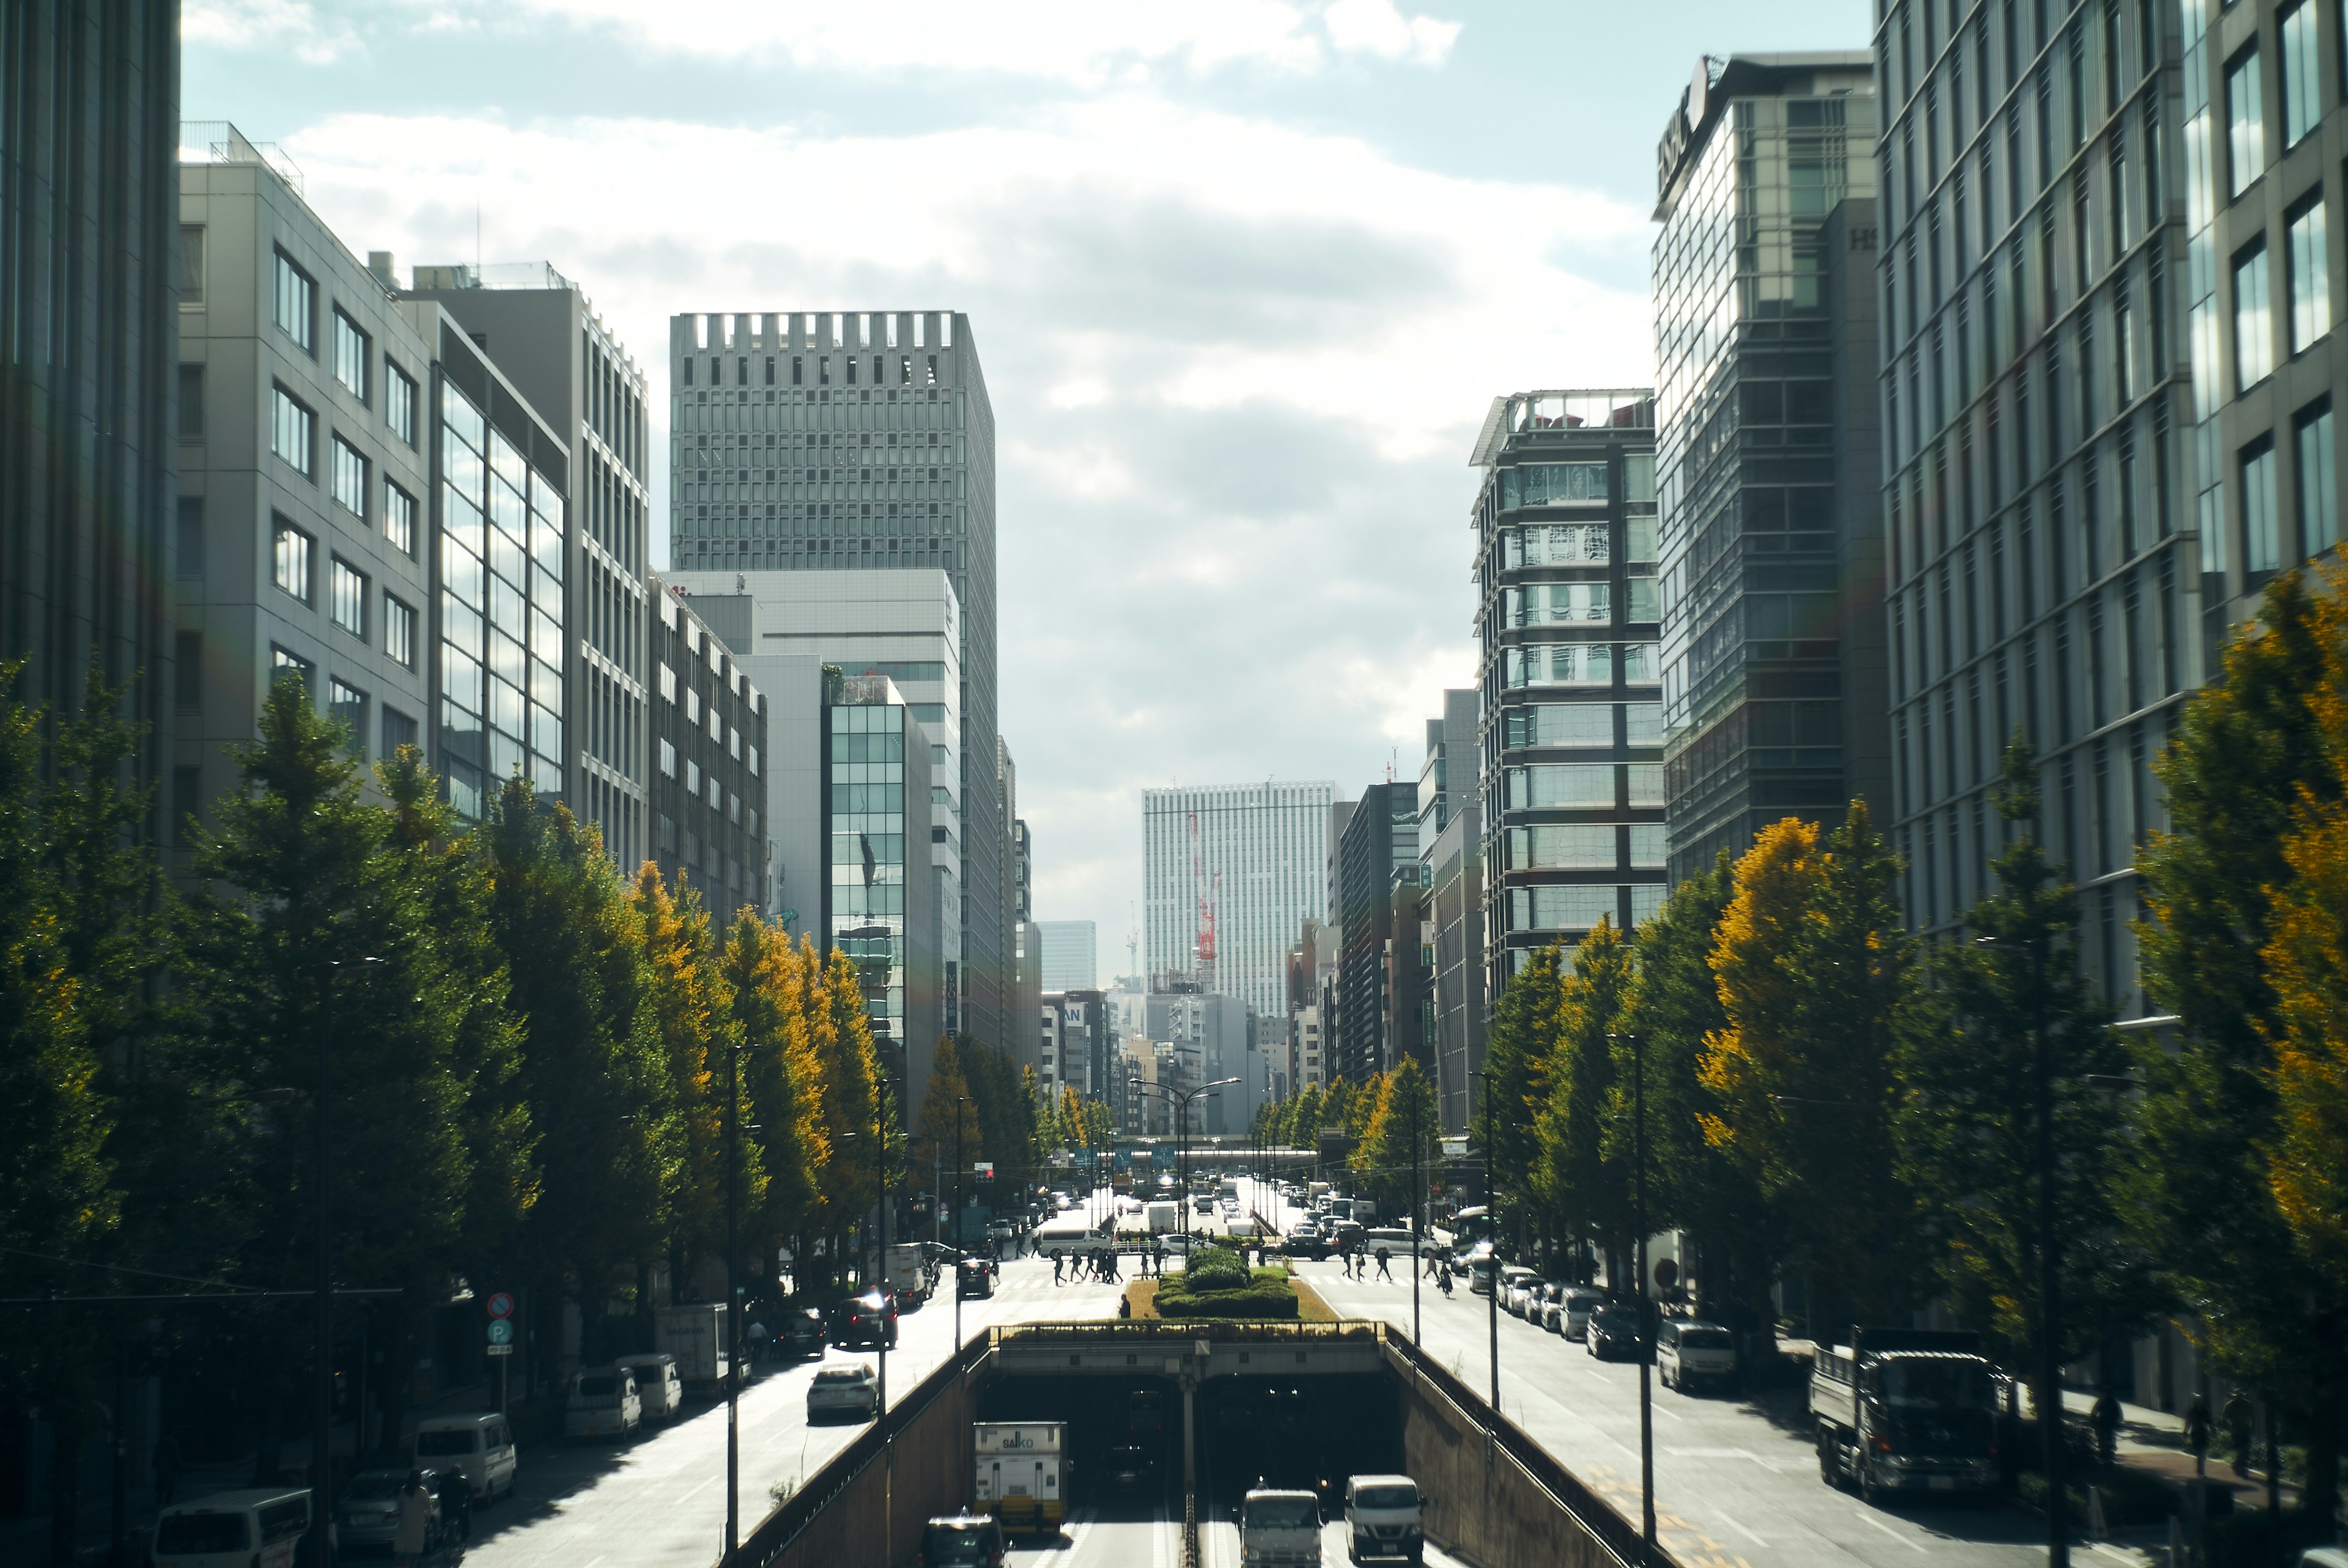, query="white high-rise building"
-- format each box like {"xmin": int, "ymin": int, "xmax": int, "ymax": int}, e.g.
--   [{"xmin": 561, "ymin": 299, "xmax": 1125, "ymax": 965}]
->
[
  {"xmin": 1036, "ymin": 920, "xmax": 1097, "ymax": 990},
  {"xmin": 1142, "ymin": 782, "xmax": 1334, "ymax": 1020}
]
